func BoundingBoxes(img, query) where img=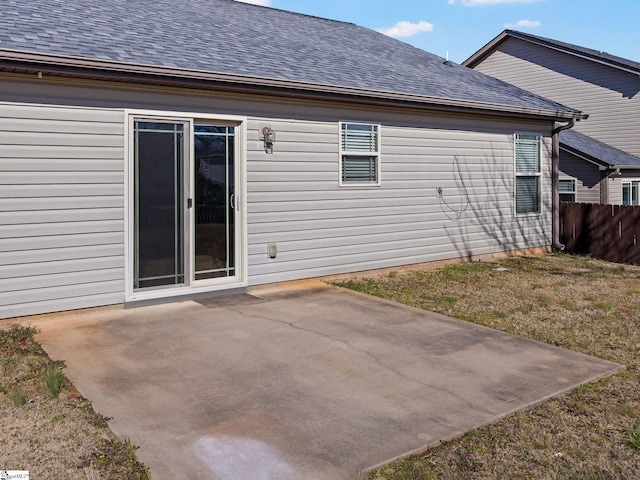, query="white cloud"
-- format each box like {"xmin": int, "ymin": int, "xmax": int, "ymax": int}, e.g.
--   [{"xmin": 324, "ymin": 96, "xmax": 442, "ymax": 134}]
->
[
  {"xmin": 377, "ymin": 20, "xmax": 434, "ymax": 38},
  {"xmin": 234, "ymin": 0, "xmax": 272, "ymax": 6},
  {"xmin": 504, "ymin": 19, "xmax": 541, "ymax": 28},
  {"xmin": 450, "ymin": 0, "xmax": 542, "ymax": 5}
]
